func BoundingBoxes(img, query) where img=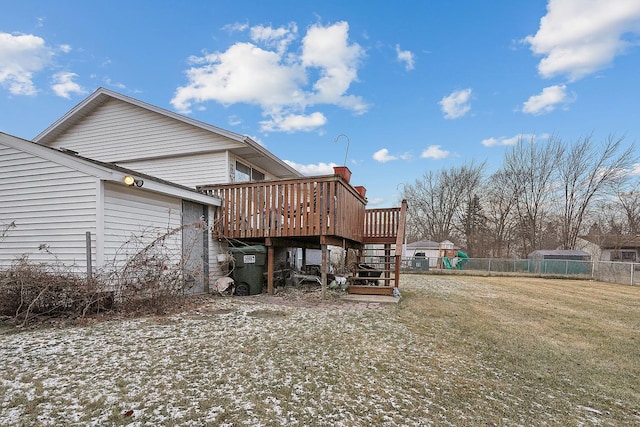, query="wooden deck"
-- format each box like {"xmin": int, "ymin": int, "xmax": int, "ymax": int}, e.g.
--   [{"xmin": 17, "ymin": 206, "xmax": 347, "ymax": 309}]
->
[
  {"xmin": 198, "ymin": 176, "xmax": 407, "ymax": 295},
  {"xmin": 199, "ymin": 175, "xmax": 404, "ymax": 245}
]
